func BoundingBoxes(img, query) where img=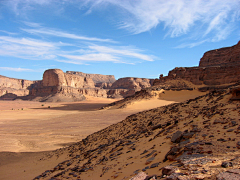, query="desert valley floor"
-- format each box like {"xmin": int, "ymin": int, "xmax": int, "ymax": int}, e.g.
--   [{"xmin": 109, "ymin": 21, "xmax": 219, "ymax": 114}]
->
[{"xmin": 0, "ymin": 90, "xmax": 206, "ymax": 180}]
